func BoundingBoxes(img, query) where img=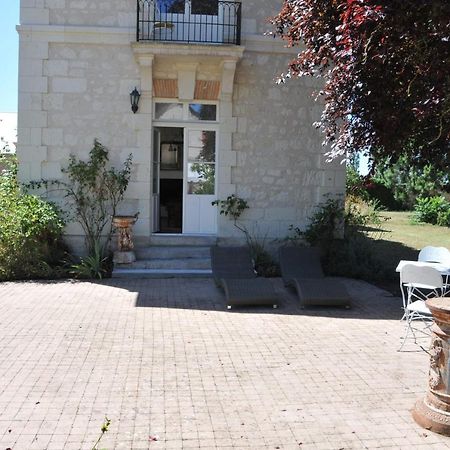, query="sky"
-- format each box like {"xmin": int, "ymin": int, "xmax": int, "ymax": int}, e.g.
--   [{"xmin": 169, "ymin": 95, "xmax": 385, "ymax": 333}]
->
[
  {"xmin": 1, "ymin": 1, "xmax": 19, "ymax": 113},
  {"xmin": 0, "ymin": 0, "xmax": 20, "ymax": 150}
]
